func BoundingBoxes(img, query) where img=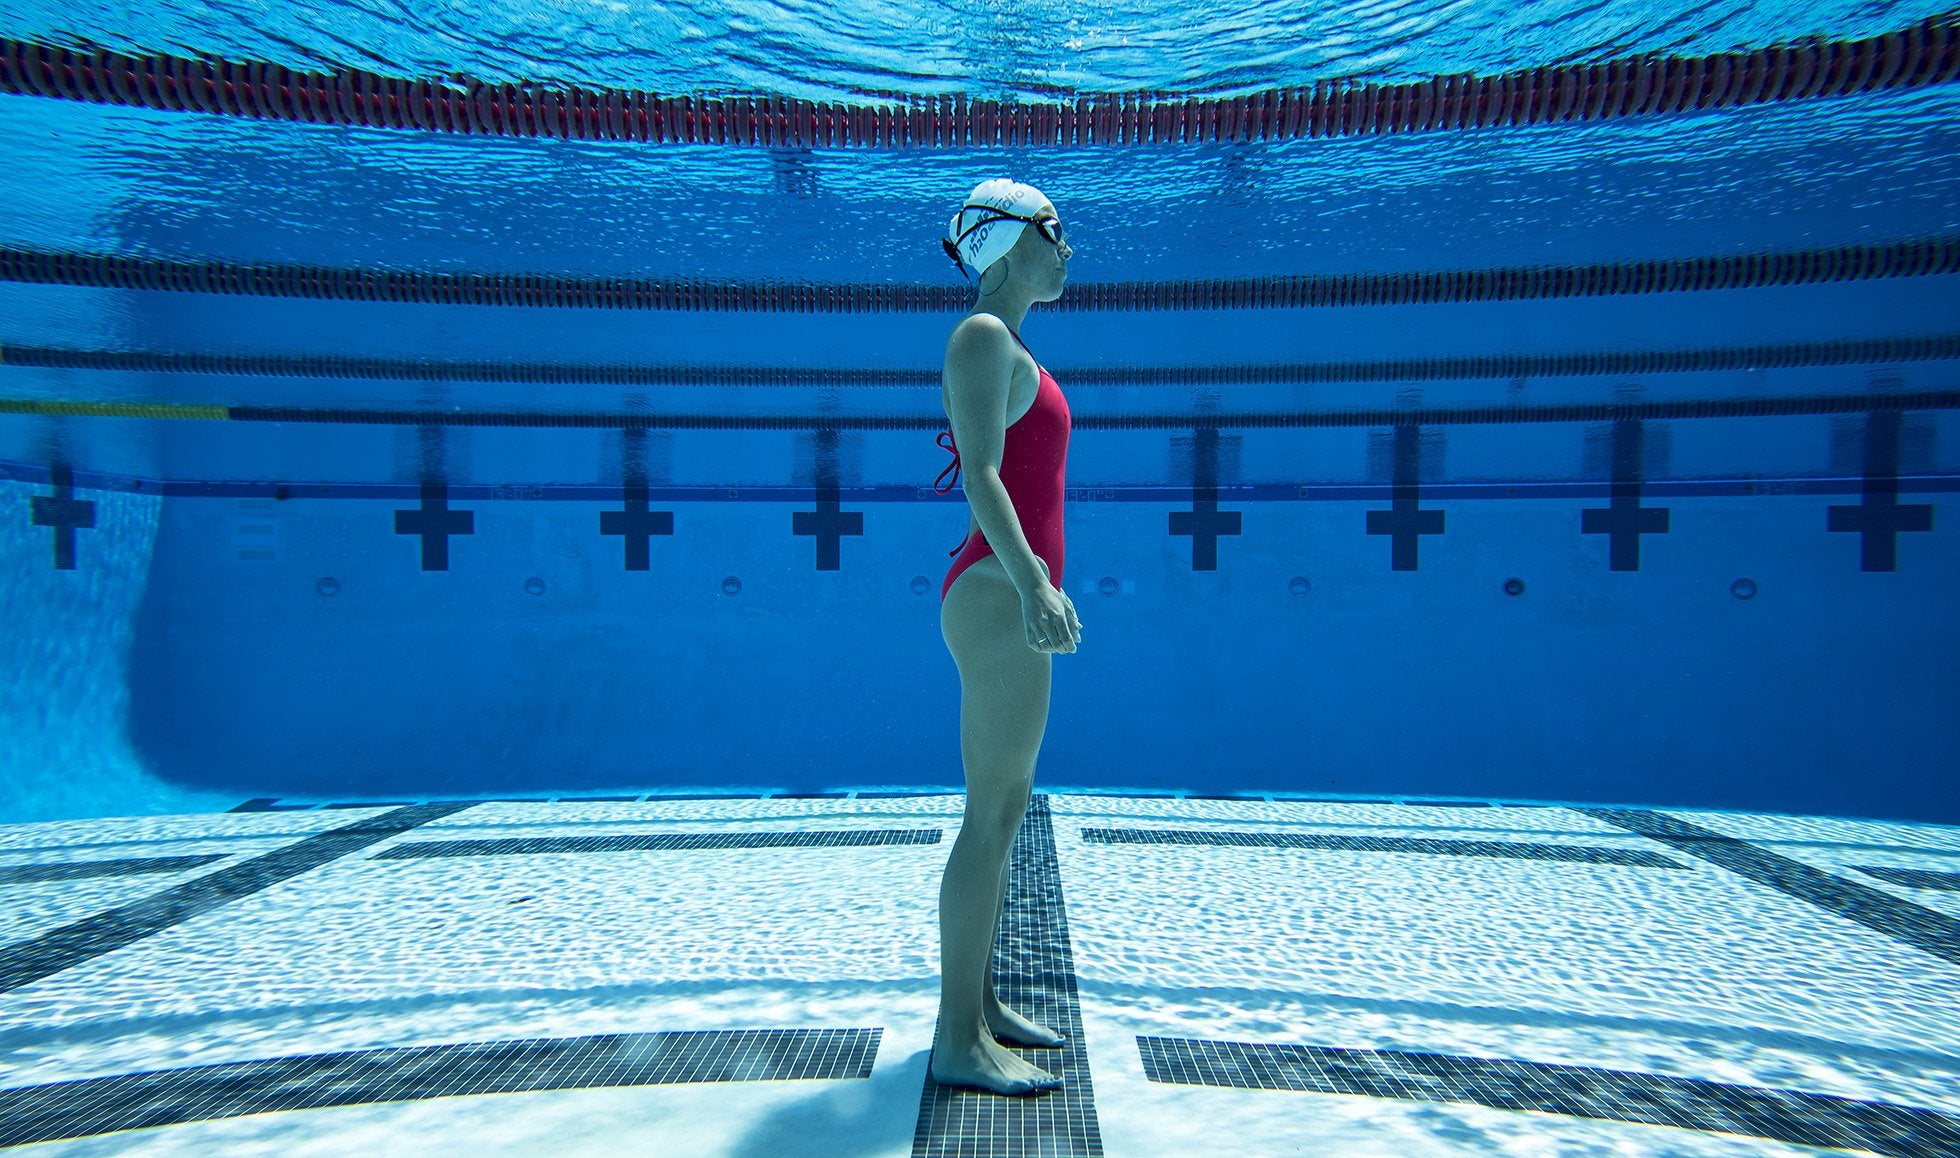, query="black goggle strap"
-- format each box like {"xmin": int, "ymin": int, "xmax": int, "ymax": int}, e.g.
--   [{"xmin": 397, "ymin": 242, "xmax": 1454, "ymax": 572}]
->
[
  {"xmin": 952, "ymin": 205, "xmax": 1058, "ymax": 244},
  {"xmin": 940, "ymin": 236, "xmax": 971, "ymax": 276},
  {"xmin": 954, "ymin": 207, "xmax": 1025, "ymax": 241},
  {"xmin": 944, "ymin": 205, "xmax": 1060, "ymax": 275}
]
